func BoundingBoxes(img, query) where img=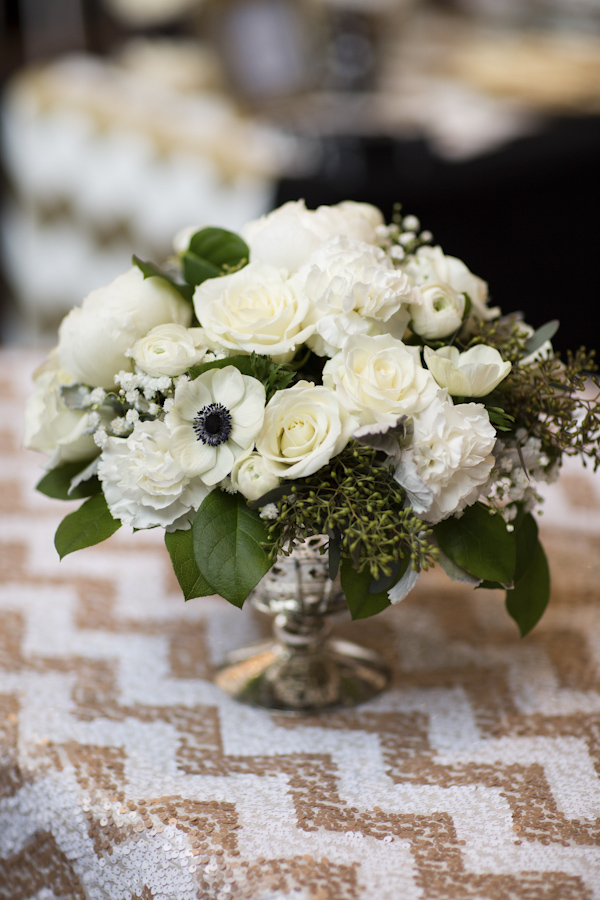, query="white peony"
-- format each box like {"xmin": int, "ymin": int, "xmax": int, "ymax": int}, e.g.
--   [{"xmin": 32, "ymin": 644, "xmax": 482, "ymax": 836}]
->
[
  {"xmin": 58, "ymin": 267, "xmax": 191, "ymax": 390},
  {"xmin": 395, "ymin": 395, "xmax": 496, "ymax": 523},
  {"xmin": 424, "ymin": 344, "xmax": 511, "ymax": 397},
  {"xmin": 299, "ymin": 236, "xmax": 415, "ymax": 357},
  {"xmin": 403, "ymin": 245, "xmax": 497, "ymax": 321},
  {"xmin": 409, "ymin": 282, "xmax": 465, "ymax": 340},
  {"xmin": 98, "ymin": 419, "xmax": 209, "ymax": 531},
  {"xmin": 193, "ymin": 262, "xmax": 314, "ymax": 363},
  {"xmin": 24, "ymin": 351, "xmax": 98, "ymax": 468},
  {"xmin": 131, "ymin": 324, "xmax": 209, "ymax": 377},
  {"xmin": 323, "ymin": 333, "xmax": 439, "ymax": 426},
  {"xmin": 241, "ymin": 199, "xmax": 383, "ymax": 273},
  {"xmin": 256, "ymin": 381, "xmax": 357, "ymax": 479},
  {"xmin": 230, "ymin": 450, "xmax": 280, "ymax": 502},
  {"xmin": 167, "ymin": 366, "xmax": 266, "ymax": 485}
]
